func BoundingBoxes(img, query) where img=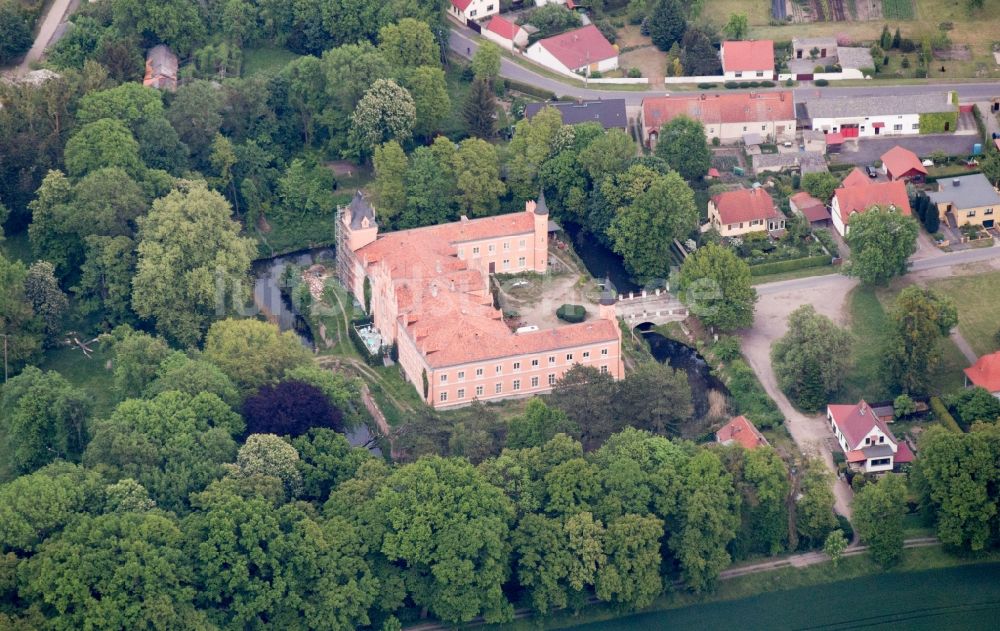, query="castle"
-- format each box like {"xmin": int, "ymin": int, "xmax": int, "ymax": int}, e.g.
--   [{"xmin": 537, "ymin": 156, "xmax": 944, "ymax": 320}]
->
[{"xmin": 337, "ymin": 192, "xmax": 623, "ymax": 408}]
